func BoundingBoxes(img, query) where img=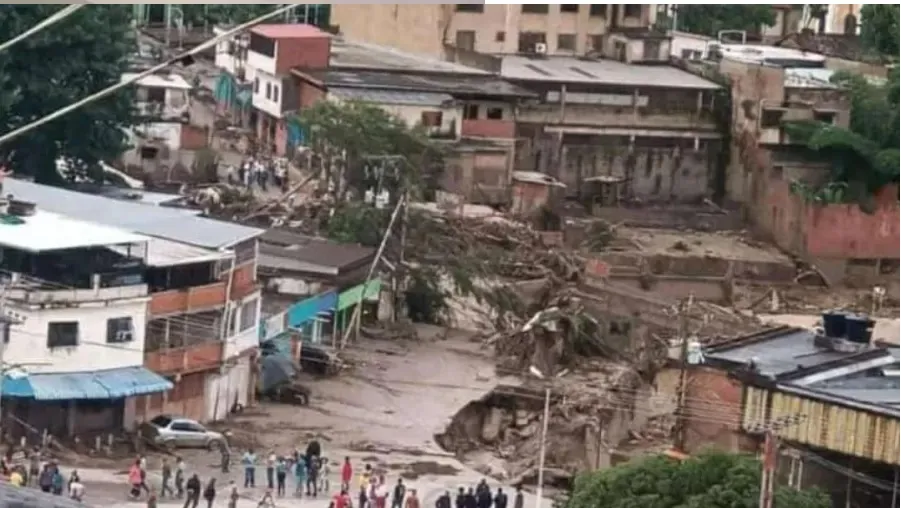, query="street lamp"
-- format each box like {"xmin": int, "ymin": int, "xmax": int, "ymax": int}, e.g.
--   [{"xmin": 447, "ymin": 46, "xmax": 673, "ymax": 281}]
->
[{"xmin": 530, "ymin": 365, "xmax": 569, "ymax": 508}]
